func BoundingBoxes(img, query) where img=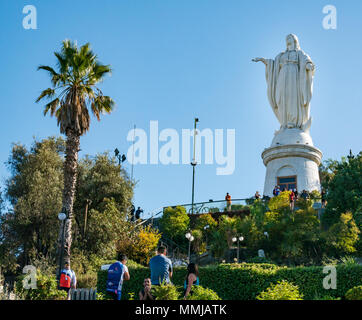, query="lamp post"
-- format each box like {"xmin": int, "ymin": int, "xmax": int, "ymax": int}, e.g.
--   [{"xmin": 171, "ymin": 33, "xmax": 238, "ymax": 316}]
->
[
  {"xmin": 83, "ymin": 199, "xmax": 92, "ymax": 237},
  {"xmin": 232, "ymin": 235, "xmax": 244, "ymax": 263},
  {"xmin": 191, "ymin": 118, "xmax": 199, "ymax": 215},
  {"xmin": 185, "ymin": 232, "xmax": 194, "ymax": 263},
  {"xmin": 57, "ymin": 212, "xmax": 67, "ymax": 281},
  {"xmin": 203, "ymin": 224, "xmax": 209, "ymax": 248},
  {"xmin": 114, "ymin": 148, "xmax": 126, "ymax": 166}
]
